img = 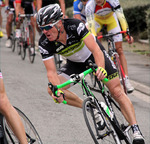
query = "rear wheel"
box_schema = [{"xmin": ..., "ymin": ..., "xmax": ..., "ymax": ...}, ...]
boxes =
[
  {"xmin": 28, "ymin": 25, "xmax": 35, "ymax": 63},
  {"xmin": 3, "ymin": 107, "xmax": 43, "ymax": 144},
  {"xmin": 109, "ymin": 96, "xmax": 133, "ymax": 144},
  {"xmin": 83, "ymin": 97, "xmax": 121, "ymax": 144},
  {"xmin": 20, "ymin": 39, "xmax": 26, "ymax": 60},
  {"xmin": 11, "ymin": 21, "xmax": 16, "ymax": 52}
]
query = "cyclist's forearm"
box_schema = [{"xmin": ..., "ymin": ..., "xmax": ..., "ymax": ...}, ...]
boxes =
[
  {"xmin": 86, "ymin": 15, "xmax": 97, "ymax": 36},
  {"xmin": 36, "ymin": 0, "xmax": 42, "ymax": 11},
  {"xmin": 15, "ymin": 3, "xmax": 21, "ymax": 17},
  {"xmin": 115, "ymin": 7, "xmax": 129, "ymax": 32},
  {"xmin": 59, "ymin": 0, "xmax": 66, "ymax": 17}
]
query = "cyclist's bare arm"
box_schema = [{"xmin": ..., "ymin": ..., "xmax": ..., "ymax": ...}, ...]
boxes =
[
  {"xmin": 44, "ymin": 58, "xmax": 60, "ymax": 84},
  {"xmin": 114, "ymin": 6, "xmax": 134, "ymax": 44},
  {"xmin": 74, "ymin": 14, "xmax": 82, "ymax": 21},
  {"xmin": 83, "ymin": 34, "xmax": 106, "ymax": 80},
  {"xmin": 36, "ymin": 0, "xmax": 42, "ymax": 11}
]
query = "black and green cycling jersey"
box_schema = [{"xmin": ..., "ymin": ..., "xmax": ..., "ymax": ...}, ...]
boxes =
[{"xmin": 39, "ymin": 18, "xmax": 92, "ymax": 63}]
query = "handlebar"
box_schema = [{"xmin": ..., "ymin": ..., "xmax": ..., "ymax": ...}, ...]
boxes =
[
  {"xmin": 18, "ymin": 14, "xmax": 34, "ymax": 18},
  {"xmin": 48, "ymin": 61, "xmax": 109, "ymax": 104},
  {"xmin": 97, "ymin": 29, "xmax": 131, "ymax": 40}
]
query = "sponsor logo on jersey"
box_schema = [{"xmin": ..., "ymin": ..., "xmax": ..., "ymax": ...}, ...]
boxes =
[
  {"xmin": 77, "ymin": 22, "xmax": 85, "ymax": 35},
  {"xmin": 41, "ymin": 38, "xmax": 49, "ymax": 46},
  {"xmin": 39, "ymin": 46, "xmax": 49, "ymax": 55},
  {"xmin": 56, "ymin": 45, "xmax": 64, "ymax": 52}
]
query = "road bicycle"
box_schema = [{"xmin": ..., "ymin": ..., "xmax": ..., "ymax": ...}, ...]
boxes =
[
  {"xmin": 6, "ymin": 8, "xmax": 20, "ymax": 55},
  {"xmin": 54, "ymin": 54, "xmax": 63, "ymax": 70},
  {"xmin": 48, "ymin": 61, "xmax": 133, "ymax": 144},
  {"xmin": 18, "ymin": 14, "xmax": 36, "ymax": 63},
  {"xmin": 90, "ymin": 30, "xmax": 131, "ymax": 94},
  {"xmin": 0, "ymin": 106, "xmax": 43, "ymax": 144}
]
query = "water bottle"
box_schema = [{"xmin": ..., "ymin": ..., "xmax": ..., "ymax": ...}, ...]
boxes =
[{"xmin": 100, "ymin": 102, "xmax": 113, "ymax": 120}]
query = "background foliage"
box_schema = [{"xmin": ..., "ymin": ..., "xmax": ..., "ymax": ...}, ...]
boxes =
[{"xmin": 65, "ymin": 0, "xmax": 150, "ymax": 40}]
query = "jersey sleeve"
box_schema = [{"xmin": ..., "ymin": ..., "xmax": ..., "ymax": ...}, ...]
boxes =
[
  {"xmin": 115, "ymin": 7, "xmax": 129, "ymax": 32},
  {"xmin": 38, "ymin": 36, "xmax": 54, "ymax": 61},
  {"xmin": 75, "ymin": 19, "xmax": 91, "ymax": 40},
  {"xmin": 85, "ymin": 0, "xmax": 97, "ymax": 36},
  {"xmin": 73, "ymin": 0, "xmax": 82, "ymax": 15},
  {"xmin": 109, "ymin": 0, "xmax": 129, "ymax": 32}
]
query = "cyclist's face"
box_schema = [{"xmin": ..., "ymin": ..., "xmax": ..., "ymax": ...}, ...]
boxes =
[
  {"xmin": 95, "ymin": 0, "xmax": 105, "ymax": 6},
  {"xmin": 42, "ymin": 25, "xmax": 58, "ymax": 41}
]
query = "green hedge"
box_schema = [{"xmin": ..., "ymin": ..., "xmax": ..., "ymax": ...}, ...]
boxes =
[
  {"xmin": 124, "ymin": 4, "xmax": 150, "ymax": 35},
  {"xmin": 66, "ymin": 4, "xmax": 150, "ymax": 39}
]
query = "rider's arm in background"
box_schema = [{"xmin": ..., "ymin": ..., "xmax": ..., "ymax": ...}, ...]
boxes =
[
  {"xmin": 113, "ymin": 0, "xmax": 134, "ymax": 43},
  {"xmin": 15, "ymin": 0, "xmax": 22, "ymax": 19},
  {"xmin": 59, "ymin": 0, "xmax": 67, "ymax": 18},
  {"xmin": 73, "ymin": 0, "xmax": 82, "ymax": 21},
  {"xmin": 85, "ymin": 0, "xmax": 97, "ymax": 36},
  {"xmin": 36, "ymin": 0, "xmax": 42, "ymax": 12}
]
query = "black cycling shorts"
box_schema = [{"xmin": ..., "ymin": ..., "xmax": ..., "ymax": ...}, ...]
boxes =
[
  {"xmin": 21, "ymin": 1, "xmax": 34, "ymax": 14},
  {"xmin": 58, "ymin": 40, "xmax": 118, "ymax": 81}
]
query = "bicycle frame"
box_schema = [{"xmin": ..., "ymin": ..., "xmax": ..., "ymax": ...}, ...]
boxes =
[
  {"xmin": 98, "ymin": 31, "xmax": 129, "ymax": 94},
  {"xmin": 48, "ymin": 64, "xmax": 132, "ymax": 143}
]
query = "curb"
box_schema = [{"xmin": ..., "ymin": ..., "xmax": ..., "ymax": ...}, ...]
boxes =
[{"xmin": 131, "ymin": 80, "xmax": 150, "ymax": 96}]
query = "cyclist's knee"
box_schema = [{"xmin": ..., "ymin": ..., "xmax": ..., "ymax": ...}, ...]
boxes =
[{"xmin": 112, "ymin": 86, "xmax": 123, "ymax": 101}]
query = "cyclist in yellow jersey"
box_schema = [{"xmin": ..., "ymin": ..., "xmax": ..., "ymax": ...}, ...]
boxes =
[
  {"xmin": 74, "ymin": 0, "xmax": 134, "ymax": 93},
  {"xmin": 0, "ymin": 70, "xmax": 27, "ymax": 143}
]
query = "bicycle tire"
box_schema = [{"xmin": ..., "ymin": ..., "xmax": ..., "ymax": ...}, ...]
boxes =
[
  {"xmin": 114, "ymin": 54, "xmax": 127, "ymax": 94},
  {"xmin": 11, "ymin": 21, "xmax": 16, "ymax": 52},
  {"xmin": 108, "ymin": 97, "xmax": 133, "ymax": 144},
  {"xmin": 20, "ymin": 39, "xmax": 26, "ymax": 60},
  {"xmin": 28, "ymin": 25, "xmax": 35, "ymax": 63},
  {"xmin": 16, "ymin": 39, "xmax": 21, "ymax": 55},
  {"xmin": 83, "ymin": 97, "xmax": 121, "ymax": 144},
  {"xmin": 20, "ymin": 23, "xmax": 26, "ymax": 60},
  {"xmin": 3, "ymin": 107, "xmax": 43, "ymax": 144},
  {"xmin": 54, "ymin": 54, "xmax": 62, "ymax": 69}
]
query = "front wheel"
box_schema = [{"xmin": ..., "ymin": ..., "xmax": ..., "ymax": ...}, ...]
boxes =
[
  {"xmin": 82, "ymin": 97, "xmax": 121, "ymax": 144},
  {"xmin": 3, "ymin": 107, "xmax": 43, "ymax": 144},
  {"xmin": 20, "ymin": 39, "xmax": 26, "ymax": 60},
  {"xmin": 28, "ymin": 25, "xmax": 35, "ymax": 63}
]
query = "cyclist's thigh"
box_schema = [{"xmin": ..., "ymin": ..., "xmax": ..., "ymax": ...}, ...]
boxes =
[
  {"xmin": 94, "ymin": 17, "xmax": 103, "ymax": 34},
  {"xmin": 22, "ymin": 2, "xmax": 34, "ymax": 14},
  {"xmin": 96, "ymin": 39, "xmax": 119, "ymax": 80},
  {"xmin": 58, "ymin": 59, "xmax": 87, "ymax": 80},
  {"xmin": 107, "ymin": 13, "xmax": 122, "ymax": 42}
]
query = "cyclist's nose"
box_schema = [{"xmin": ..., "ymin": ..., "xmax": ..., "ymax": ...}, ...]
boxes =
[{"xmin": 43, "ymin": 29, "xmax": 47, "ymax": 34}]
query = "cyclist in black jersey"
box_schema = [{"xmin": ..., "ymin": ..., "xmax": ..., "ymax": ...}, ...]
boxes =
[
  {"xmin": 36, "ymin": 4, "xmax": 145, "ymax": 144},
  {"xmin": 0, "ymin": 70, "xmax": 27, "ymax": 143}
]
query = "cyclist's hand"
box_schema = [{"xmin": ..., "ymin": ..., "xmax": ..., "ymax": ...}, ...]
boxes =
[
  {"xmin": 52, "ymin": 90, "xmax": 65, "ymax": 104},
  {"xmin": 96, "ymin": 67, "xmax": 107, "ymax": 81},
  {"xmin": 125, "ymin": 35, "xmax": 134, "ymax": 44}
]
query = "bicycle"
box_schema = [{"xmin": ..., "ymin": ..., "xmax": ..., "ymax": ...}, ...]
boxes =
[
  {"xmin": 18, "ymin": 14, "xmax": 36, "ymax": 63},
  {"xmin": 48, "ymin": 61, "xmax": 133, "ymax": 144},
  {"xmin": 92, "ymin": 30, "xmax": 131, "ymax": 94},
  {"xmin": 5, "ymin": 8, "xmax": 19, "ymax": 54},
  {"xmin": 54, "ymin": 54, "xmax": 63, "ymax": 70},
  {"xmin": 0, "ymin": 106, "xmax": 43, "ymax": 144}
]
